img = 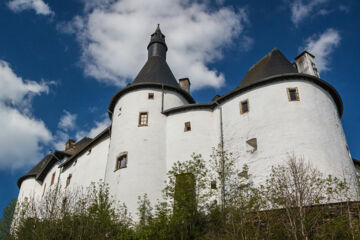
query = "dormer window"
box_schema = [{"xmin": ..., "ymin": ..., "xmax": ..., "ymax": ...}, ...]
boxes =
[
  {"xmin": 138, "ymin": 112, "xmax": 148, "ymax": 127},
  {"xmin": 240, "ymin": 100, "xmax": 249, "ymax": 114}
]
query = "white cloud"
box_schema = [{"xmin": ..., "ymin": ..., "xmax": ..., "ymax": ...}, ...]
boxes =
[
  {"xmin": 58, "ymin": 110, "xmax": 77, "ymax": 131},
  {"xmin": 52, "ymin": 131, "xmax": 70, "ymax": 151},
  {"xmin": 289, "ymin": 0, "xmax": 328, "ymax": 25},
  {"xmin": 7, "ymin": 0, "xmax": 54, "ymax": 16},
  {"xmin": 0, "ymin": 60, "xmax": 52, "ymax": 169},
  {"xmin": 64, "ymin": 0, "xmax": 251, "ymax": 90},
  {"xmin": 75, "ymin": 116, "xmax": 111, "ymax": 140},
  {"xmin": 301, "ymin": 28, "xmax": 340, "ymax": 73}
]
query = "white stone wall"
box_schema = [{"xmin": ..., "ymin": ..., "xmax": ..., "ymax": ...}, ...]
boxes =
[
  {"xmin": 220, "ymin": 80, "xmax": 355, "ymax": 186},
  {"xmin": 106, "ymin": 88, "xmax": 188, "ymax": 218},
  {"xmin": 18, "ymin": 78, "xmax": 357, "ymax": 218},
  {"xmin": 59, "ymin": 137, "xmax": 110, "ymax": 192},
  {"xmin": 165, "ymin": 109, "xmax": 219, "ymax": 170},
  {"xmin": 17, "ymin": 178, "xmax": 38, "ymax": 202}
]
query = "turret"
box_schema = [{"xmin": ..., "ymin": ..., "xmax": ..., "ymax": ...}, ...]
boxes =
[{"xmin": 147, "ymin": 24, "xmax": 167, "ymax": 59}]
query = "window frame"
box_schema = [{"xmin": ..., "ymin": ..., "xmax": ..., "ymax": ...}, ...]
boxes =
[
  {"xmin": 287, "ymin": 87, "xmax": 300, "ymax": 101},
  {"xmin": 184, "ymin": 121, "xmax": 191, "ymax": 132},
  {"xmin": 115, "ymin": 153, "xmax": 128, "ymax": 171},
  {"xmin": 240, "ymin": 99, "xmax": 249, "ymax": 114},
  {"xmin": 138, "ymin": 112, "xmax": 149, "ymax": 127}
]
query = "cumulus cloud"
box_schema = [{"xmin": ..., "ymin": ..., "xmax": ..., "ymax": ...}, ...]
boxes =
[
  {"xmin": 0, "ymin": 60, "xmax": 52, "ymax": 169},
  {"xmin": 7, "ymin": 0, "xmax": 54, "ymax": 16},
  {"xmin": 301, "ymin": 28, "xmax": 340, "ymax": 73},
  {"xmin": 62, "ymin": 0, "xmax": 251, "ymax": 90},
  {"xmin": 58, "ymin": 110, "xmax": 77, "ymax": 131},
  {"xmin": 289, "ymin": 0, "xmax": 328, "ymax": 25},
  {"xmin": 75, "ymin": 116, "xmax": 111, "ymax": 140}
]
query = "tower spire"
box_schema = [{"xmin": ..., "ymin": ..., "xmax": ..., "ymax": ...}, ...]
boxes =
[{"xmin": 147, "ymin": 24, "xmax": 167, "ymax": 59}]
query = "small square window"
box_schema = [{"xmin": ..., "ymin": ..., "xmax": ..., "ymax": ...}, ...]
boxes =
[
  {"xmin": 287, "ymin": 88, "xmax": 300, "ymax": 101},
  {"xmin": 115, "ymin": 154, "xmax": 127, "ymax": 171},
  {"xmin": 50, "ymin": 172, "xmax": 56, "ymax": 186},
  {"xmin": 184, "ymin": 122, "xmax": 191, "ymax": 132},
  {"xmin": 240, "ymin": 100, "xmax": 249, "ymax": 114},
  {"xmin": 148, "ymin": 93, "xmax": 154, "ymax": 99},
  {"xmin": 66, "ymin": 174, "xmax": 72, "ymax": 187},
  {"xmin": 138, "ymin": 112, "xmax": 148, "ymax": 126}
]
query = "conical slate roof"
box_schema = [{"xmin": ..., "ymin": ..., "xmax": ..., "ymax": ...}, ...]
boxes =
[
  {"xmin": 132, "ymin": 56, "xmax": 179, "ymax": 87},
  {"xmin": 238, "ymin": 48, "xmax": 297, "ymax": 89}
]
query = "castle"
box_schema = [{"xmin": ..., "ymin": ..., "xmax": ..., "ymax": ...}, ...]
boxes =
[{"xmin": 17, "ymin": 26, "xmax": 359, "ymax": 217}]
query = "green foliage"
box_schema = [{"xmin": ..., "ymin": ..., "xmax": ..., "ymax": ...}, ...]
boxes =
[
  {"xmin": 9, "ymin": 150, "xmax": 360, "ymax": 240},
  {"xmin": 0, "ymin": 199, "xmax": 16, "ymax": 240}
]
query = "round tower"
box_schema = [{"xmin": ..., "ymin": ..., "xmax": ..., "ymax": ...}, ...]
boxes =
[
  {"xmin": 220, "ymin": 49, "xmax": 357, "ymax": 197},
  {"xmin": 105, "ymin": 26, "xmax": 195, "ymax": 216}
]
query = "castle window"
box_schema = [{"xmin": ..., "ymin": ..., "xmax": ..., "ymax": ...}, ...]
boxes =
[
  {"xmin": 148, "ymin": 93, "xmax": 154, "ymax": 99},
  {"xmin": 115, "ymin": 154, "xmax": 128, "ymax": 171},
  {"xmin": 138, "ymin": 112, "xmax": 148, "ymax": 126},
  {"xmin": 246, "ymin": 138, "xmax": 257, "ymax": 153},
  {"xmin": 66, "ymin": 174, "xmax": 72, "ymax": 187},
  {"xmin": 50, "ymin": 172, "xmax": 56, "ymax": 186},
  {"xmin": 240, "ymin": 100, "xmax": 249, "ymax": 114},
  {"xmin": 287, "ymin": 88, "xmax": 300, "ymax": 101},
  {"xmin": 184, "ymin": 122, "xmax": 191, "ymax": 132}
]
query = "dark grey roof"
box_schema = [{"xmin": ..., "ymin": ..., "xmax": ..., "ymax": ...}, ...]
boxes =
[
  {"xmin": 239, "ymin": 48, "xmax": 297, "ymax": 89},
  {"xmin": 295, "ymin": 50, "xmax": 315, "ymax": 60},
  {"xmin": 164, "ymin": 73, "xmax": 343, "ymax": 117},
  {"xmin": 147, "ymin": 24, "xmax": 167, "ymax": 50},
  {"xmin": 132, "ymin": 56, "xmax": 179, "ymax": 87},
  {"xmin": 17, "ymin": 137, "xmax": 93, "ymax": 188}
]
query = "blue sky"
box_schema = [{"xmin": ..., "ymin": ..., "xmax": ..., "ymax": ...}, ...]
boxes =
[{"xmin": 0, "ymin": 0, "xmax": 359, "ymax": 212}]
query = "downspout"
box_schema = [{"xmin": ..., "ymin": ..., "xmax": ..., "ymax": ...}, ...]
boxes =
[
  {"xmin": 214, "ymin": 100, "xmax": 225, "ymax": 212},
  {"xmin": 161, "ymin": 84, "xmax": 165, "ymax": 113}
]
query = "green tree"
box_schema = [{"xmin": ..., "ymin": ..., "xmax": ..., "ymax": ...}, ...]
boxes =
[{"xmin": 0, "ymin": 199, "xmax": 16, "ymax": 240}]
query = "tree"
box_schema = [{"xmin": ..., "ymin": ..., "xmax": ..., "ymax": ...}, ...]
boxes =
[{"xmin": 0, "ymin": 199, "xmax": 16, "ymax": 240}]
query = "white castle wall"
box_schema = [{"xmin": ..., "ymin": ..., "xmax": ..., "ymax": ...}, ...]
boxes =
[
  {"xmin": 60, "ymin": 137, "xmax": 110, "ymax": 192},
  {"xmin": 165, "ymin": 109, "xmax": 219, "ymax": 170},
  {"xmin": 105, "ymin": 88, "xmax": 189, "ymax": 218},
  {"xmin": 220, "ymin": 80, "xmax": 356, "ymax": 186},
  {"xmin": 17, "ymin": 78, "xmax": 358, "ymax": 218},
  {"xmin": 17, "ymin": 178, "xmax": 38, "ymax": 202}
]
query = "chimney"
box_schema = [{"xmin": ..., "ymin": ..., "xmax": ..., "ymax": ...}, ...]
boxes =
[
  {"xmin": 179, "ymin": 78, "xmax": 191, "ymax": 93},
  {"xmin": 65, "ymin": 139, "xmax": 75, "ymax": 151},
  {"xmin": 295, "ymin": 50, "xmax": 320, "ymax": 78}
]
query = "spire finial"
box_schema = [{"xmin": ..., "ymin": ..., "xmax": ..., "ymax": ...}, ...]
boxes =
[{"xmin": 147, "ymin": 25, "xmax": 168, "ymax": 59}]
